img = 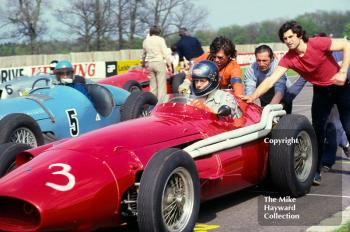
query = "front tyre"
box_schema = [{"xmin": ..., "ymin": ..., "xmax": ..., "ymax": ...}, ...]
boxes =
[
  {"xmin": 0, "ymin": 143, "xmax": 31, "ymax": 177},
  {"xmin": 269, "ymin": 114, "xmax": 317, "ymax": 197},
  {"xmin": 0, "ymin": 113, "xmax": 44, "ymax": 147},
  {"xmin": 137, "ymin": 148, "xmax": 200, "ymax": 232}
]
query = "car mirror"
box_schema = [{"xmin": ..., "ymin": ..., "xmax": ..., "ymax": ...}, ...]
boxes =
[{"xmin": 217, "ymin": 105, "xmax": 231, "ymax": 117}]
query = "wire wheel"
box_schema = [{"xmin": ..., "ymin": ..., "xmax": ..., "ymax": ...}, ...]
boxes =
[
  {"xmin": 9, "ymin": 127, "xmax": 38, "ymax": 147},
  {"xmin": 161, "ymin": 167, "xmax": 194, "ymax": 232},
  {"xmin": 294, "ymin": 131, "xmax": 313, "ymax": 182}
]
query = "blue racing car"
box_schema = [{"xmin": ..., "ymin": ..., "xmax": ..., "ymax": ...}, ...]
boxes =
[{"xmin": 0, "ymin": 82, "xmax": 130, "ymax": 147}]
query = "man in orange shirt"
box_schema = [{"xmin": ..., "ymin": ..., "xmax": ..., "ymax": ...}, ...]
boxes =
[{"xmin": 178, "ymin": 36, "xmax": 243, "ymax": 96}]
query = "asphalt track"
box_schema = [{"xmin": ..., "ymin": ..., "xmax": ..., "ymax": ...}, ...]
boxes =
[{"xmin": 107, "ymin": 84, "xmax": 350, "ymax": 232}]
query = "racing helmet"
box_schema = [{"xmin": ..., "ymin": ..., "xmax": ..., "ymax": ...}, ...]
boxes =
[
  {"xmin": 191, "ymin": 60, "xmax": 219, "ymax": 96},
  {"xmin": 54, "ymin": 60, "xmax": 74, "ymax": 84}
]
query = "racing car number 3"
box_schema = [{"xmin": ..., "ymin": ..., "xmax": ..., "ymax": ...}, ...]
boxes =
[{"xmin": 46, "ymin": 163, "xmax": 76, "ymax": 191}]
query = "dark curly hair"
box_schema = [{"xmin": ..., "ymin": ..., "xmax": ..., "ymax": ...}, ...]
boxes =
[
  {"xmin": 278, "ymin": 21, "xmax": 308, "ymax": 43},
  {"xmin": 209, "ymin": 36, "xmax": 237, "ymax": 59}
]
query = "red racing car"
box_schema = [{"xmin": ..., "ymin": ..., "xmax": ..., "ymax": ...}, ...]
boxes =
[
  {"xmin": 0, "ymin": 92, "xmax": 317, "ymax": 232},
  {"xmin": 98, "ymin": 66, "xmax": 185, "ymax": 93}
]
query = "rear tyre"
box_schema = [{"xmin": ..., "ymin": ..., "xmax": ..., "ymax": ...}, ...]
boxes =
[
  {"xmin": 121, "ymin": 92, "xmax": 158, "ymax": 121},
  {"xmin": 137, "ymin": 148, "xmax": 200, "ymax": 232},
  {"xmin": 0, "ymin": 143, "xmax": 31, "ymax": 177},
  {"xmin": 123, "ymin": 80, "xmax": 142, "ymax": 92},
  {"xmin": 0, "ymin": 113, "xmax": 44, "ymax": 147},
  {"xmin": 269, "ymin": 114, "xmax": 317, "ymax": 197}
]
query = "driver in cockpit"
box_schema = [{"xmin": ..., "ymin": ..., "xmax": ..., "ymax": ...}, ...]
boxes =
[
  {"xmin": 54, "ymin": 60, "xmax": 89, "ymax": 98},
  {"xmin": 190, "ymin": 60, "xmax": 242, "ymax": 118}
]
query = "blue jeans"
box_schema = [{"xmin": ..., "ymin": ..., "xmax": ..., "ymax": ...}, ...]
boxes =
[
  {"xmin": 322, "ymin": 106, "xmax": 349, "ymax": 167},
  {"xmin": 261, "ymin": 99, "xmax": 292, "ymax": 114},
  {"xmin": 323, "ymin": 122, "xmax": 338, "ymax": 167},
  {"xmin": 312, "ymin": 80, "xmax": 350, "ymax": 172}
]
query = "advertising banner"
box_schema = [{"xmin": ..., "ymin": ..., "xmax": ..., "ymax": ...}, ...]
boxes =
[
  {"xmin": 0, "ymin": 51, "xmax": 287, "ymax": 83},
  {"xmin": 116, "ymin": 60, "xmax": 141, "ymax": 74},
  {"xmin": 0, "ymin": 62, "xmax": 106, "ymax": 83}
]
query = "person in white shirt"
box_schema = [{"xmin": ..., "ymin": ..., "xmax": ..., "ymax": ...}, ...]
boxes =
[{"xmin": 142, "ymin": 25, "xmax": 173, "ymax": 99}]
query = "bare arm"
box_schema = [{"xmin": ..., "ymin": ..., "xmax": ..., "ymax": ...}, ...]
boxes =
[
  {"xmin": 241, "ymin": 66, "xmax": 288, "ymax": 103},
  {"xmin": 330, "ymin": 39, "xmax": 350, "ymax": 70},
  {"xmin": 330, "ymin": 39, "xmax": 350, "ymax": 85},
  {"xmin": 270, "ymin": 91, "xmax": 284, "ymax": 104}
]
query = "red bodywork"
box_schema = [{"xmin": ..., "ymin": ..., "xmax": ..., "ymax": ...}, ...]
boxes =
[
  {"xmin": 98, "ymin": 67, "xmax": 173, "ymax": 92},
  {"xmin": 0, "ymin": 94, "xmax": 268, "ymax": 231}
]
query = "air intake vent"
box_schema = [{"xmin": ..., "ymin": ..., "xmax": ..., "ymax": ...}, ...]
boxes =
[{"xmin": 0, "ymin": 196, "xmax": 40, "ymax": 231}]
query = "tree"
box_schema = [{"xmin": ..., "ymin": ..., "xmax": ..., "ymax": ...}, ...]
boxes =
[
  {"xmin": 138, "ymin": 0, "xmax": 208, "ymax": 37},
  {"xmin": 56, "ymin": 0, "xmax": 114, "ymax": 52},
  {"xmin": 244, "ymin": 23, "xmax": 260, "ymax": 44},
  {"xmin": 111, "ymin": 0, "xmax": 143, "ymax": 49},
  {"xmin": 313, "ymin": 10, "xmax": 350, "ymax": 37},
  {"xmin": 194, "ymin": 30, "xmax": 217, "ymax": 46},
  {"xmin": 0, "ymin": 0, "xmax": 46, "ymax": 54},
  {"xmin": 256, "ymin": 20, "xmax": 282, "ymax": 43},
  {"xmin": 128, "ymin": 0, "xmax": 142, "ymax": 48},
  {"xmin": 93, "ymin": 0, "xmax": 114, "ymax": 50},
  {"xmin": 295, "ymin": 13, "xmax": 322, "ymax": 37},
  {"xmin": 218, "ymin": 25, "xmax": 247, "ymax": 44},
  {"xmin": 344, "ymin": 23, "xmax": 350, "ymax": 39},
  {"xmin": 171, "ymin": 2, "xmax": 208, "ymax": 35},
  {"xmin": 109, "ymin": 0, "xmax": 129, "ymax": 50},
  {"xmin": 55, "ymin": 0, "xmax": 95, "ymax": 51}
]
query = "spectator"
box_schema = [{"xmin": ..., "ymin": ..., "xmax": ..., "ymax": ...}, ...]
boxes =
[
  {"xmin": 241, "ymin": 21, "xmax": 350, "ymax": 185},
  {"xmin": 179, "ymin": 36, "xmax": 244, "ymax": 99},
  {"xmin": 142, "ymin": 25, "xmax": 172, "ymax": 100},
  {"xmin": 190, "ymin": 60, "xmax": 240, "ymax": 118},
  {"xmin": 176, "ymin": 27, "xmax": 204, "ymax": 63},
  {"xmin": 244, "ymin": 45, "xmax": 292, "ymax": 113}
]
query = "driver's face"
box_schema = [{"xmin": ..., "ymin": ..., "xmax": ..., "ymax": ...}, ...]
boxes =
[
  {"xmin": 194, "ymin": 78, "xmax": 209, "ymax": 90},
  {"xmin": 56, "ymin": 70, "xmax": 73, "ymax": 82}
]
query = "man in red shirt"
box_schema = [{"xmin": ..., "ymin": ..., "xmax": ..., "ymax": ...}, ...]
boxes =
[{"xmin": 241, "ymin": 21, "xmax": 350, "ymax": 185}]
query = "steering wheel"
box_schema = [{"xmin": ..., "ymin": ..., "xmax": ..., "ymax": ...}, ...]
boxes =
[{"xmin": 31, "ymin": 77, "xmax": 52, "ymax": 90}]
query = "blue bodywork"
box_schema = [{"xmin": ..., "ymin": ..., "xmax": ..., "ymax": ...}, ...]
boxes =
[{"xmin": 0, "ymin": 84, "xmax": 129, "ymax": 140}]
